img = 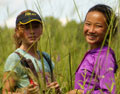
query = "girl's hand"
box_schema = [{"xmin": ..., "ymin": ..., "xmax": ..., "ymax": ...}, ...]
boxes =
[
  {"xmin": 22, "ymin": 84, "xmax": 40, "ymax": 94},
  {"xmin": 47, "ymin": 81, "xmax": 59, "ymax": 89},
  {"xmin": 47, "ymin": 81, "xmax": 60, "ymax": 93},
  {"xmin": 66, "ymin": 89, "xmax": 84, "ymax": 94}
]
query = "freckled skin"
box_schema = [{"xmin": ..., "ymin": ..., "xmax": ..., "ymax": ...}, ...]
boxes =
[{"xmin": 83, "ymin": 11, "xmax": 107, "ymax": 49}]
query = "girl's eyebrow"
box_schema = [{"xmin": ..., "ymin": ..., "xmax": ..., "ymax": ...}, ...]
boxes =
[
  {"xmin": 95, "ymin": 22, "xmax": 105, "ymax": 25},
  {"xmin": 85, "ymin": 20, "xmax": 91, "ymax": 23},
  {"xmin": 85, "ymin": 20, "xmax": 104, "ymax": 25}
]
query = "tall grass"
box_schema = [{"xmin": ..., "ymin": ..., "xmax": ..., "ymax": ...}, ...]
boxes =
[{"xmin": 0, "ymin": 0, "xmax": 120, "ymax": 94}]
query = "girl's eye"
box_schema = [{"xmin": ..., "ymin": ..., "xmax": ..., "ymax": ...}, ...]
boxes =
[
  {"xmin": 25, "ymin": 24, "xmax": 31, "ymax": 30},
  {"xmin": 25, "ymin": 26, "xmax": 30, "ymax": 30},
  {"xmin": 96, "ymin": 25, "xmax": 103, "ymax": 28},
  {"xmin": 33, "ymin": 25, "xmax": 40, "ymax": 28},
  {"xmin": 85, "ymin": 22, "xmax": 91, "ymax": 26}
]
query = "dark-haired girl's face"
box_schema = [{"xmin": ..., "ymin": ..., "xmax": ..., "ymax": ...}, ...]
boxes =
[
  {"xmin": 22, "ymin": 21, "xmax": 43, "ymax": 45},
  {"xmin": 84, "ymin": 11, "xmax": 107, "ymax": 49}
]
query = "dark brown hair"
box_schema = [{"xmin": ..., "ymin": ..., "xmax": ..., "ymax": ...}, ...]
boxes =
[{"xmin": 85, "ymin": 4, "xmax": 118, "ymax": 44}]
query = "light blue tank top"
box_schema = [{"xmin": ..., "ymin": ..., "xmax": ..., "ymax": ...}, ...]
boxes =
[{"xmin": 4, "ymin": 48, "xmax": 54, "ymax": 88}]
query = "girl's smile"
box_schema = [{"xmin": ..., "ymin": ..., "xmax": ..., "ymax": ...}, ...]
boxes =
[
  {"xmin": 83, "ymin": 11, "xmax": 107, "ymax": 49},
  {"xmin": 86, "ymin": 33, "xmax": 97, "ymax": 40}
]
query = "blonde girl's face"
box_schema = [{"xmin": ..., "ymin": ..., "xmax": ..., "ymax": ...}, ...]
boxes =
[
  {"xmin": 22, "ymin": 21, "xmax": 43, "ymax": 45},
  {"xmin": 83, "ymin": 11, "xmax": 107, "ymax": 49}
]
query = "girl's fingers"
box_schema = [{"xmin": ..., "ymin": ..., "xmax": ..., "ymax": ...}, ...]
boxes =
[
  {"xmin": 47, "ymin": 81, "xmax": 58, "ymax": 88},
  {"xmin": 27, "ymin": 84, "xmax": 39, "ymax": 94},
  {"xmin": 28, "ymin": 85, "xmax": 38, "ymax": 91},
  {"xmin": 28, "ymin": 86, "xmax": 39, "ymax": 94},
  {"xmin": 28, "ymin": 84, "xmax": 34, "ymax": 88},
  {"xmin": 47, "ymin": 82, "xmax": 61, "ymax": 94},
  {"xmin": 47, "ymin": 81, "xmax": 60, "ymax": 90},
  {"xmin": 55, "ymin": 83, "xmax": 60, "ymax": 89},
  {"xmin": 51, "ymin": 83, "xmax": 59, "ymax": 89}
]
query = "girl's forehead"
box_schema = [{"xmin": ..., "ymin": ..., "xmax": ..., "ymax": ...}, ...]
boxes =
[
  {"xmin": 85, "ymin": 11, "xmax": 106, "ymax": 22},
  {"xmin": 87, "ymin": 11, "xmax": 105, "ymax": 17}
]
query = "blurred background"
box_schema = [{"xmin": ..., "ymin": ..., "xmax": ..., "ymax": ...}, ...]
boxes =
[
  {"xmin": 0, "ymin": 0, "xmax": 118, "ymax": 27},
  {"xmin": 0, "ymin": 0, "xmax": 120, "ymax": 93}
]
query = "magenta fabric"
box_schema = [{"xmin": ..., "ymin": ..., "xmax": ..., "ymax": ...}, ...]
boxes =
[{"xmin": 74, "ymin": 46, "xmax": 117, "ymax": 94}]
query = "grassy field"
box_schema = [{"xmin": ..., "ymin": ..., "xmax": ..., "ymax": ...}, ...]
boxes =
[
  {"xmin": 0, "ymin": 0, "xmax": 120, "ymax": 93},
  {"xmin": 0, "ymin": 16, "xmax": 120, "ymax": 94}
]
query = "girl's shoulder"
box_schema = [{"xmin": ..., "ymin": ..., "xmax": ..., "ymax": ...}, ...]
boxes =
[
  {"xmin": 37, "ymin": 51, "xmax": 51, "ymax": 59},
  {"xmin": 6, "ymin": 51, "xmax": 21, "ymax": 62},
  {"xmin": 42, "ymin": 52, "xmax": 50, "ymax": 58},
  {"xmin": 99, "ymin": 47, "xmax": 115, "ymax": 59},
  {"xmin": 87, "ymin": 46, "xmax": 116, "ymax": 65},
  {"xmin": 4, "ymin": 50, "xmax": 22, "ymax": 72},
  {"xmin": 5, "ymin": 48, "xmax": 25, "ymax": 68},
  {"xmin": 90, "ymin": 46, "xmax": 115, "ymax": 58}
]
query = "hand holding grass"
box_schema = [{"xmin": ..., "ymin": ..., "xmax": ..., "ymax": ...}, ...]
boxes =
[
  {"xmin": 21, "ymin": 83, "xmax": 40, "ymax": 94},
  {"xmin": 47, "ymin": 81, "xmax": 60, "ymax": 93}
]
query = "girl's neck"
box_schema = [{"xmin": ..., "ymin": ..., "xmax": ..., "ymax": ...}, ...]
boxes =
[
  {"xmin": 90, "ymin": 42, "xmax": 107, "ymax": 50},
  {"xmin": 20, "ymin": 43, "xmax": 38, "ymax": 58},
  {"xmin": 90, "ymin": 43, "xmax": 102, "ymax": 50}
]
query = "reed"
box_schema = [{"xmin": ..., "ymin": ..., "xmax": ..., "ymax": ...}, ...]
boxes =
[{"xmin": 0, "ymin": 0, "xmax": 120, "ymax": 94}]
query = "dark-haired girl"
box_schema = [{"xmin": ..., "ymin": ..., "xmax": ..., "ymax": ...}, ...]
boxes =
[{"xmin": 68, "ymin": 4, "xmax": 118, "ymax": 94}]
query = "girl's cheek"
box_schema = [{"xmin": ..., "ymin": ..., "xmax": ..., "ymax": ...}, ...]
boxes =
[
  {"xmin": 24, "ymin": 31, "xmax": 30, "ymax": 35},
  {"xmin": 40, "ymin": 30, "xmax": 43, "ymax": 35},
  {"xmin": 83, "ymin": 26, "xmax": 87, "ymax": 34},
  {"xmin": 38, "ymin": 30, "xmax": 43, "ymax": 35}
]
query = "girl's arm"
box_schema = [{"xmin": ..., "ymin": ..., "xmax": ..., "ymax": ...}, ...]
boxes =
[
  {"xmin": 90, "ymin": 54, "xmax": 116, "ymax": 94},
  {"xmin": 2, "ymin": 72, "xmax": 21, "ymax": 94},
  {"xmin": 2, "ymin": 72, "xmax": 40, "ymax": 94}
]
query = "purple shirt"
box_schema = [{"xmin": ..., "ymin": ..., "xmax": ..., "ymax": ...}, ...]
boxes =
[{"xmin": 74, "ymin": 46, "xmax": 117, "ymax": 94}]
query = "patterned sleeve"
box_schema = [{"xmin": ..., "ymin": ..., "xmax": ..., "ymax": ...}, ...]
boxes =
[{"xmin": 4, "ymin": 52, "xmax": 22, "ymax": 74}]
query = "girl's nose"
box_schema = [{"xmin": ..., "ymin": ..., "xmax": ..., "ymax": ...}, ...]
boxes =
[
  {"xmin": 30, "ymin": 30, "xmax": 35, "ymax": 34},
  {"xmin": 89, "ymin": 25, "xmax": 95, "ymax": 33}
]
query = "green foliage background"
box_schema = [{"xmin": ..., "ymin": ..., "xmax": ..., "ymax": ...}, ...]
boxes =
[{"xmin": 0, "ymin": 16, "xmax": 120, "ymax": 93}]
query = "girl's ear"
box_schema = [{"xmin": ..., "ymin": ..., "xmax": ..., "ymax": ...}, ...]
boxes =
[
  {"xmin": 15, "ymin": 27, "xmax": 24, "ymax": 38},
  {"xmin": 16, "ymin": 32, "xmax": 19, "ymax": 37},
  {"xmin": 15, "ymin": 28, "xmax": 20, "ymax": 37}
]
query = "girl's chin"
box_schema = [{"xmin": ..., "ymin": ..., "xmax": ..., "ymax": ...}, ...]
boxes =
[
  {"xmin": 26, "ymin": 41, "xmax": 37, "ymax": 45},
  {"xmin": 86, "ymin": 40, "xmax": 97, "ymax": 44},
  {"xmin": 87, "ymin": 41, "xmax": 98, "ymax": 46},
  {"xmin": 29, "ymin": 39, "xmax": 38, "ymax": 43}
]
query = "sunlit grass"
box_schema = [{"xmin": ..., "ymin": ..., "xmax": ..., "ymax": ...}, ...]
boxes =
[{"xmin": 0, "ymin": 0, "xmax": 120, "ymax": 94}]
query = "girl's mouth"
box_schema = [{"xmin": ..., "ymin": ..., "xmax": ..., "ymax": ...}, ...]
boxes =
[
  {"xmin": 86, "ymin": 34, "xmax": 97, "ymax": 40},
  {"xmin": 28, "ymin": 36, "xmax": 36, "ymax": 40}
]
